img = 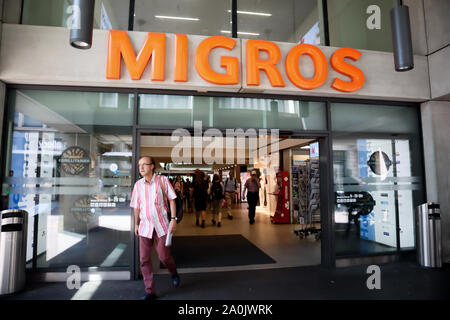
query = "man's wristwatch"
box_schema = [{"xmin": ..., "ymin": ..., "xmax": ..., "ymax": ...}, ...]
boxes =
[{"xmin": 171, "ymin": 217, "xmax": 178, "ymax": 221}]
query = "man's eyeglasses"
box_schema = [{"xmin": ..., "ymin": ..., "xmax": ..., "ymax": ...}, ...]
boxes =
[{"xmin": 139, "ymin": 163, "xmax": 152, "ymax": 167}]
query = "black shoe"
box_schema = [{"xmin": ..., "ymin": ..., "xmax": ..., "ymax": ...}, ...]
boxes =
[
  {"xmin": 228, "ymin": 215, "xmax": 233, "ymax": 220},
  {"xmin": 211, "ymin": 219, "xmax": 216, "ymax": 225},
  {"xmin": 172, "ymin": 273, "xmax": 181, "ymax": 288},
  {"xmin": 217, "ymin": 222, "xmax": 221, "ymax": 227},
  {"xmin": 141, "ymin": 293, "xmax": 157, "ymax": 301},
  {"xmin": 249, "ymin": 219, "xmax": 255, "ymax": 225},
  {"xmin": 201, "ymin": 220, "xmax": 205, "ymax": 228}
]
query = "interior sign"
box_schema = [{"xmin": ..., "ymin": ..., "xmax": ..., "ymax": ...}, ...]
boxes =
[
  {"xmin": 106, "ymin": 31, "xmax": 365, "ymax": 93},
  {"xmin": 58, "ymin": 146, "xmax": 91, "ymax": 175}
]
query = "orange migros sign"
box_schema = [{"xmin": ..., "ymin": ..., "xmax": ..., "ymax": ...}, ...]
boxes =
[{"xmin": 106, "ymin": 31, "xmax": 364, "ymax": 92}]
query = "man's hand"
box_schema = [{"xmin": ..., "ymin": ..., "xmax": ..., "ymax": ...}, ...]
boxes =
[
  {"xmin": 134, "ymin": 208, "xmax": 140, "ymax": 237},
  {"xmin": 169, "ymin": 219, "xmax": 177, "ymax": 234}
]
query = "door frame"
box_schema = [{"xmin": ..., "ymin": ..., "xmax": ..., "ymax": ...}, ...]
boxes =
[{"xmin": 131, "ymin": 127, "xmax": 335, "ymax": 280}]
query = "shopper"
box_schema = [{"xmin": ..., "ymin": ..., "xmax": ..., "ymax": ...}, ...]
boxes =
[
  {"xmin": 131, "ymin": 156, "xmax": 180, "ymax": 301},
  {"xmin": 243, "ymin": 170, "xmax": 261, "ymax": 224},
  {"xmin": 193, "ymin": 170, "xmax": 208, "ymax": 228},
  {"xmin": 174, "ymin": 175, "xmax": 184, "ymax": 196},
  {"xmin": 209, "ymin": 174, "xmax": 224, "ymax": 227},
  {"xmin": 224, "ymin": 171, "xmax": 238, "ymax": 220},
  {"xmin": 206, "ymin": 175, "xmax": 212, "ymax": 210},
  {"xmin": 183, "ymin": 178, "xmax": 193, "ymax": 212}
]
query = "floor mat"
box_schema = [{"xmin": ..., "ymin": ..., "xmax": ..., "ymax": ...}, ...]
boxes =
[{"xmin": 161, "ymin": 234, "xmax": 276, "ymax": 268}]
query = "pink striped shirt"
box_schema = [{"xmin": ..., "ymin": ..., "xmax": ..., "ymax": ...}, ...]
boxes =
[{"xmin": 130, "ymin": 174, "xmax": 177, "ymax": 239}]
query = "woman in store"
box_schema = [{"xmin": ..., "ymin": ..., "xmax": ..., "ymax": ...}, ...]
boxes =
[{"xmin": 192, "ymin": 170, "xmax": 208, "ymax": 228}]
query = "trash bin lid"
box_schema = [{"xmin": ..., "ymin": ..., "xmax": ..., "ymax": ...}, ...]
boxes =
[
  {"xmin": 427, "ymin": 203, "xmax": 440, "ymax": 209},
  {"xmin": 1, "ymin": 209, "xmax": 27, "ymax": 219}
]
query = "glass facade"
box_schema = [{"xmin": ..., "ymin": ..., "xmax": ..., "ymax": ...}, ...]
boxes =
[
  {"xmin": 22, "ymin": 0, "xmax": 130, "ymax": 30},
  {"xmin": 19, "ymin": 0, "xmax": 407, "ymax": 54},
  {"xmin": 0, "ymin": 89, "xmax": 424, "ymax": 270},
  {"xmin": 138, "ymin": 94, "xmax": 327, "ymax": 130},
  {"xmin": 237, "ymin": 0, "xmax": 324, "ymax": 43},
  {"xmin": 331, "ymin": 103, "xmax": 424, "ymax": 257},
  {"xmin": 2, "ymin": 89, "xmax": 133, "ymax": 269},
  {"xmin": 134, "ymin": 0, "xmax": 231, "ymax": 36},
  {"xmin": 327, "ymin": 0, "xmax": 394, "ymax": 52}
]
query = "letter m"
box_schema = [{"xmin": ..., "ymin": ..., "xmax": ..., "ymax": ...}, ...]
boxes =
[{"xmin": 107, "ymin": 31, "xmax": 165, "ymax": 81}]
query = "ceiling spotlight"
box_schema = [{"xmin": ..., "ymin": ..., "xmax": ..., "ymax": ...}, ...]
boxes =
[
  {"xmin": 390, "ymin": 3, "xmax": 414, "ymax": 71},
  {"xmin": 70, "ymin": 0, "xmax": 95, "ymax": 50}
]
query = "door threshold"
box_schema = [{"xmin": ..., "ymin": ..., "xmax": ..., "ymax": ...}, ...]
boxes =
[{"xmin": 155, "ymin": 262, "xmax": 321, "ymax": 275}]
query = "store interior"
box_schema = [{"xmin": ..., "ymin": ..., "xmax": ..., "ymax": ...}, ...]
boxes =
[{"xmin": 140, "ymin": 133, "xmax": 322, "ymax": 273}]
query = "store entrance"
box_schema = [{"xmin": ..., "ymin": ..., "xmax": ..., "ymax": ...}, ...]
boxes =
[{"xmin": 135, "ymin": 131, "xmax": 324, "ymax": 275}]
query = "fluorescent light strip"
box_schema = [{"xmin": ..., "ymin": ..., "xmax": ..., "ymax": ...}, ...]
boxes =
[
  {"xmin": 227, "ymin": 10, "xmax": 272, "ymax": 16},
  {"xmin": 221, "ymin": 30, "xmax": 260, "ymax": 36},
  {"xmin": 155, "ymin": 15, "xmax": 199, "ymax": 21}
]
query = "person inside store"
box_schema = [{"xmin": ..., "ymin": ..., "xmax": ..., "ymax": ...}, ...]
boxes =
[
  {"xmin": 209, "ymin": 174, "xmax": 225, "ymax": 227},
  {"xmin": 174, "ymin": 175, "xmax": 184, "ymax": 197},
  {"xmin": 243, "ymin": 170, "xmax": 261, "ymax": 224},
  {"xmin": 224, "ymin": 171, "xmax": 239, "ymax": 220},
  {"xmin": 130, "ymin": 156, "xmax": 180, "ymax": 301},
  {"xmin": 183, "ymin": 177, "xmax": 193, "ymax": 212},
  {"xmin": 206, "ymin": 175, "xmax": 213, "ymax": 210},
  {"xmin": 192, "ymin": 169, "xmax": 209, "ymax": 228}
]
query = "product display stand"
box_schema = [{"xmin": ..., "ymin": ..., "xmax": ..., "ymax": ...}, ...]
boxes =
[{"xmin": 293, "ymin": 159, "xmax": 321, "ymax": 240}]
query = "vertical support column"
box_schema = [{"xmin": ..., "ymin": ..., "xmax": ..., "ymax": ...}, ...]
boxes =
[
  {"xmin": 232, "ymin": 0, "xmax": 237, "ymax": 38},
  {"xmin": 128, "ymin": 0, "xmax": 135, "ymax": 31},
  {"xmin": 320, "ymin": 101, "xmax": 335, "ymax": 267},
  {"xmin": 391, "ymin": 139, "xmax": 401, "ymax": 250},
  {"xmin": 319, "ymin": 135, "xmax": 335, "ymax": 267},
  {"xmin": 131, "ymin": 90, "xmax": 139, "ymax": 280}
]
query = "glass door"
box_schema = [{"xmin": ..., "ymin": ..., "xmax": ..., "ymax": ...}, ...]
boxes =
[{"xmin": 2, "ymin": 89, "xmax": 134, "ymax": 270}]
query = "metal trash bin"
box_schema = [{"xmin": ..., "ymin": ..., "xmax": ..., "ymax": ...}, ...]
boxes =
[
  {"xmin": 417, "ymin": 203, "xmax": 442, "ymax": 268},
  {"xmin": 0, "ymin": 209, "xmax": 28, "ymax": 295}
]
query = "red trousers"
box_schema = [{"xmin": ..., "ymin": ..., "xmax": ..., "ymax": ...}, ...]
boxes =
[{"xmin": 139, "ymin": 230, "xmax": 177, "ymax": 294}]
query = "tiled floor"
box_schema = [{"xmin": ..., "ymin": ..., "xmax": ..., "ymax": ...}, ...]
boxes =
[{"xmin": 157, "ymin": 202, "xmax": 321, "ymax": 274}]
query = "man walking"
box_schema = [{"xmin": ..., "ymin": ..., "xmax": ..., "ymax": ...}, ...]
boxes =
[
  {"xmin": 131, "ymin": 156, "xmax": 181, "ymax": 300},
  {"xmin": 224, "ymin": 171, "xmax": 238, "ymax": 220},
  {"xmin": 243, "ymin": 170, "xmax": 261, "ymax": 224}
]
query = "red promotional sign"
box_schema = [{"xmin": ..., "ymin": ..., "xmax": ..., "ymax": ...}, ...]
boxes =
[{"xmin": 271, "ymin": 171, "xmax": 290, "ymax": 224}]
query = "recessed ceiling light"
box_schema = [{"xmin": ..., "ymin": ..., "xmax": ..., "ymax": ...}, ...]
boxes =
[
  {"xmin": 155, "ymin": 15, "xmax": 199, "ymax": 21},
  {"xmin": 227, "ymin": 10, "xmax": 272, "ymax": 17},
  {"xmin": 220, "ymin": 30, "xmax": 260, "ymax": 36}
]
